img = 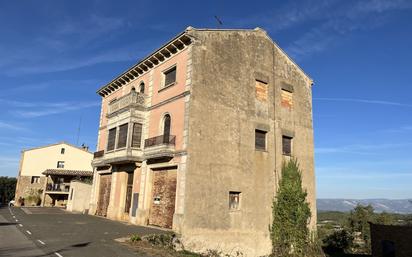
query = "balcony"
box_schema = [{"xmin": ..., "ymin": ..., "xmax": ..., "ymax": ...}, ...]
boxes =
[
  {"xmin": 45, "ymin": 183, "xmax": 70, "ymax": 194},
  {"xmin": 107, "ymin": 91, "xmax": 145, "ymax": 116},
  {"xmin": 94, "ymin": 150, "xmax": 104, "ymax": 158},
  {"xmin": 144, "ymin": 135, "xmax": 176, "ymax": 159}
]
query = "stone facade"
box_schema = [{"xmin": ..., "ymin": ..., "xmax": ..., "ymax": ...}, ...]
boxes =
[
  {"xmin": 370, "ymin": 223, "xmax": 412, "ymax": 257},
  {"xmin": 90, "ymin": 27, "xmax": 316, "ymax": 256}
]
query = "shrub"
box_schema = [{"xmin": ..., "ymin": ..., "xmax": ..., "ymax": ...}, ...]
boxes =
[
  {"xmin": 130, "ymin": 234, "xmax": 141, "ymax": 242},
  {"xmin": 322, "ymin": 229, "xmax": 353, "ymax": 253}
]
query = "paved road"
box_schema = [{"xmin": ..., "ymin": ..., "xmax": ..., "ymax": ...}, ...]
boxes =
[{"xmin": 0, "ymin": 206, "xmax": 164, "ymax": 257}]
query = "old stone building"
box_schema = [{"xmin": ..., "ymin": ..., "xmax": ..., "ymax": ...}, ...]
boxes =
[
  {"xmin": 14, "ymin": 142, "xmax": 93, "ymax": 207},
  {"xmin": 90, "ymin": 27, "xmax": 316, "ymax": 256}
]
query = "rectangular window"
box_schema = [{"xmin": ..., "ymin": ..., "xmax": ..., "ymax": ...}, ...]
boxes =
[
  {"xmin": 163, "ymin": 66, "xmax": 177, "ymax": 87},
  {"xmin": 61, "ymin": 148, "xmax": 65, "ymax": 154},
  {"xmin": 255, "ymin": 80, "xmax": 268, "ymax": 102},
  {"xmin": 282, "ymin": 136, "xmax": 292, "ymax": 156},
  {"xmin": 107, "ymin": 127, "xmax": 117, "ymax": 151},
  {"xmin": 229, "ymin": 191, "xmax": 241, "ymax": 211},
  {"xmin": 131, "ymin": 123, "xmax": 143, "ymax": 148},
  {"xmin": 117, "ymin": 123, "xmax": 128, "ymax": 149},
  {"xmin": 31, "ymin": 176, "xmax": 40, "ymax": 184},
  {"xmin": 281, "ymin": 89, "xmax": 293, "ymax": 109},
  {"xmin": 255, "ymin": 129, "xmax": 267, "ymax": 150},
  {"xmin": 57, "ymin": 161, "xmax": 65, "ymax": 168}
]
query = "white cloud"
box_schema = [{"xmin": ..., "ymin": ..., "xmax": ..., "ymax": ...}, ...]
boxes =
[
  {"xmin": 11, "ymin": 101, "xmax": 100, "ymax": 118},
  {"xmin": 313, "ymin": 97, "xmax": 412, "ymax": 107}
]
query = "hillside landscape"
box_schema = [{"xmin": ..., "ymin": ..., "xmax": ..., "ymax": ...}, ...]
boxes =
[{"xmin": 318, "ymin": 199, "xmax": 412, "ymax": 213}]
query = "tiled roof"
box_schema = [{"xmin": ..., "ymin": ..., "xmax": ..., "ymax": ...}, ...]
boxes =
[{"xmin": 42, "ymin": 169, "xmax": 93, "ymax": 177}]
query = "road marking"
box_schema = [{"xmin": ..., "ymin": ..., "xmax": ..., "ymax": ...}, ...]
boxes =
[
  {"xmin": 19, "ymin": 224, "xmax": 23, "ymax": 227},
  {"xmin": 15, "ymin": 219, "xmax": 19, "ymax": 222},
  {"xmin": 26, "ymin": 230, "xmax": 32, "ymax": 235},
  {"xmin": 55, "ymin": 252, "xmax": 63, "ymax": 257},
  {"xmin": 12, "ymin": 216, "xmax": 15, "ymax": 218},
  {"xmin": 37, "ymin": 240, "xmax": 46, "ymax": 245}
]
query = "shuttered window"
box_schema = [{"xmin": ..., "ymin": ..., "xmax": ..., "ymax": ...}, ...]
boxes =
[
  {"xmin": 164, "ymin": 66, "xmax": 176, "ymax": 87},
  {"xmin": 255, "ymin": 130, "xmax": 266, "ymax": 150},
  {"xmin": 131, "ymin": 123, "xmax": 143, "ymax": 148},
  {"xmin": 107, "ymin": 128, "xmax": 117, "ymax": 151},
  {"xmin": 282, "ymin": 136, "xmax": 292, "ymax": 156},
  {"xmin": 117, "ymin": 123, "xmax": 128, "ymax": 149}
]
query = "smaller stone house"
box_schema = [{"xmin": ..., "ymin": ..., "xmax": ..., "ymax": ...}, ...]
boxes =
[
  {"xmin": 14, "ymin": 142, "xmax": 93, "ymax": 207},
  {"xmin": 370, "ymin": 223, "xmax": 412, "ymax": 257}
]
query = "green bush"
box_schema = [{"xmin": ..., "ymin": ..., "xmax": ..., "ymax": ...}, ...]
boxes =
[
  {"xmin": 130, "ymin": 234, "xmax": 142, "ymax": 242},
  {"xmin": 322, "ymin": 229, "xmax": 353, "ymax": 253}
]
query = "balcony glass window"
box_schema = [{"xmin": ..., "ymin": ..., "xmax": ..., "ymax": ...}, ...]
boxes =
[
  {"xmin": 107, "ymin": 127, "xmax": 117, "ymax": 151},
  {"xmin": 131, "ymin": 123, "xmax": 143, "ymax": 148},
  {"xmin": 117, "ymin": 123, "xmax": 128, "ymax": 149}
]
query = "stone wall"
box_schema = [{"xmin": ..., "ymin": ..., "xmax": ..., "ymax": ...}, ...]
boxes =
[
  {"xmin": 180, "ymin": 28, "xmax": 316, "ymax": 256},
  {"xmin": 370, "ymin": 223, "xmax": 412, "ymax": 257},
  {"xmin": 15, "ymin": 175, "xmax": 46, "ymax": 206}
]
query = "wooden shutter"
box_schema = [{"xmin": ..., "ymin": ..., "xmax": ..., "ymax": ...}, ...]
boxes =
[
  {"xmin": 282, "ymin": 136, "xmax": 292, "ymax": 156},
  {"xmin": 117, "ymin": 123, "xmax": 128, "ymax": 149},
  {"xmin": 131, "ymin": 123, "xmax": 143, "ymax": 148},
  {"xmin": 164, "ymin": 67, "xmax": 176, "ymax": 86},
  {"xmin": 255, "ymin": 130, "xmax": 266, "ymax": 150},
  {"xmin": 107, "ymin": 128, "xmax": 117, "ymax": 151}
]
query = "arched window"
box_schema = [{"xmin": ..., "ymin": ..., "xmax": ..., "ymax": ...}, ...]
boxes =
[
  {"xmin": 139, "ymin": 82, "xmax": 145, "ymax": 94},
  {"xmin": 163, "ymin": 114, "xmax": 171, "ymax": 142}
]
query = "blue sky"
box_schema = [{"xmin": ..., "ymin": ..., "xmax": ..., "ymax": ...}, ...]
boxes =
[{"xmin": 0, "ymin": 0, "xmax": 411, "ymax": 199}]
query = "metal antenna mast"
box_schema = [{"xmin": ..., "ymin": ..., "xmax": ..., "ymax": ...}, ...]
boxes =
[{"xmin": 76, "ymin": 115, "xmax": 82, "ymax": 146}]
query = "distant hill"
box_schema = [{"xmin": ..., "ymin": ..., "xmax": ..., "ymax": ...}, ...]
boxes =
[{"xmin": 317, "ymin": 199, "xmax": 412, "ymax": 213}]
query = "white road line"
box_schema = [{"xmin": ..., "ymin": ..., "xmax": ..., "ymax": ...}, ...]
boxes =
[
  {"xmin": 12, "ymin": 216, "xmax": 15, "ymax": 218},
  {"xmin": 55, "ymin": 252, "xmax": 63, "ymax": 257},
  {"xmin": 15, "ymin": 219, "xmax": 19, "ymax": 222},
  {"xmin": 26, "ymin": 230, "xmax": 32, "ymax": 235},
  {"xmin": 18, "ymin": 224, "xmax": 23, "ymax": 227},
  {"xmin": 37, "ymin": 240, "xmax": 46, "ymax": 245}
]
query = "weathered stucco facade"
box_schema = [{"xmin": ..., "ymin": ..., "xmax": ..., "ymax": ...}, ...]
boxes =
[{"xmin": 90, "ymin": 27, "xmax": 316, "ymax": 256}]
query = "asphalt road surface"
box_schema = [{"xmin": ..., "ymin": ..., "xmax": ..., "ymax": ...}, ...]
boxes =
[{"xmin": 0, "ymin": 206, "xmax": 164, "ymax": 257}]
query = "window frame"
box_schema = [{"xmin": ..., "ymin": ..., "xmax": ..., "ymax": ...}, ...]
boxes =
[
  {"xmin": 107, "ymin": 127, "xmax": 117, "ymax": 152},
  {"xmin": 255, "ymin": 129, "xmax": 267, "ymax": 151},
  {"xmin": 31, "ymin": 176, "xmax": 40, "ymax": 184},
  {"xmin": 282, "ymin": 135, "xmax": 293, "ymax": 156},
  {"xmin": 160, "ymin": 65, "xmax": 177, "ymax": 91},
  {"xmin": 57, "ymin": 161, "xmax": 65, "ymax": 169},
  {"xmin": 229, "ymin": 191, "xmax": 241, "ymax": 211},
  {"xmin": 116, "ymin": 123, "xmax": 129, "ymax": 149}
]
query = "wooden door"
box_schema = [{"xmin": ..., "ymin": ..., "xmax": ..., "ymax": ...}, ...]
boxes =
[
  {"xmin": 96, "ymin": 174, "xmax": 111, "ymax": 217},
  {"xmin": 149, "ymin": 169, "xmax": 177, "ymax": 229}
]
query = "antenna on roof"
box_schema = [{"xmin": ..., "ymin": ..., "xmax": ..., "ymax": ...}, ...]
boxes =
[
  {"xmin": 76, "ymin": 115, "xmax": 82, "ymax": 146},
  {"xmin": 214, "ymin": 16, "xmax": 223, "ymax": 28}
]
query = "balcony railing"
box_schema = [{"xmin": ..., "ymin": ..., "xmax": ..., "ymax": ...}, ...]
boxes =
[
  {"xmin": 94, "ymin": 150, "xmax": 104, "ymax": 158},
  {"xmin": 46, "ymin": 183, "xmax": 70, "ymax": 192},
  {"xmin": 145, "ymin": 135, "xmax": 176, "ymax": 148},
  {"xmin": 108, "ymin": 91, "xmax": 145, "ymax": 115}
]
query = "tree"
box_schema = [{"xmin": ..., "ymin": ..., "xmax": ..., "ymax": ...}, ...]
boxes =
[
  {"xmin": 0, "ymin": 176, "xmax": 17, "ymax": 204},
  {"xmin": 375, "ymin": 211, "xmax": 394, "ymax": 225},
  {"xmin": 271, "ymin": 159, "xmax": 312, "ymax": 257},
  {"xmin": 346, "ymin": 204, "xmax": 374, "ymax": 253}
]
